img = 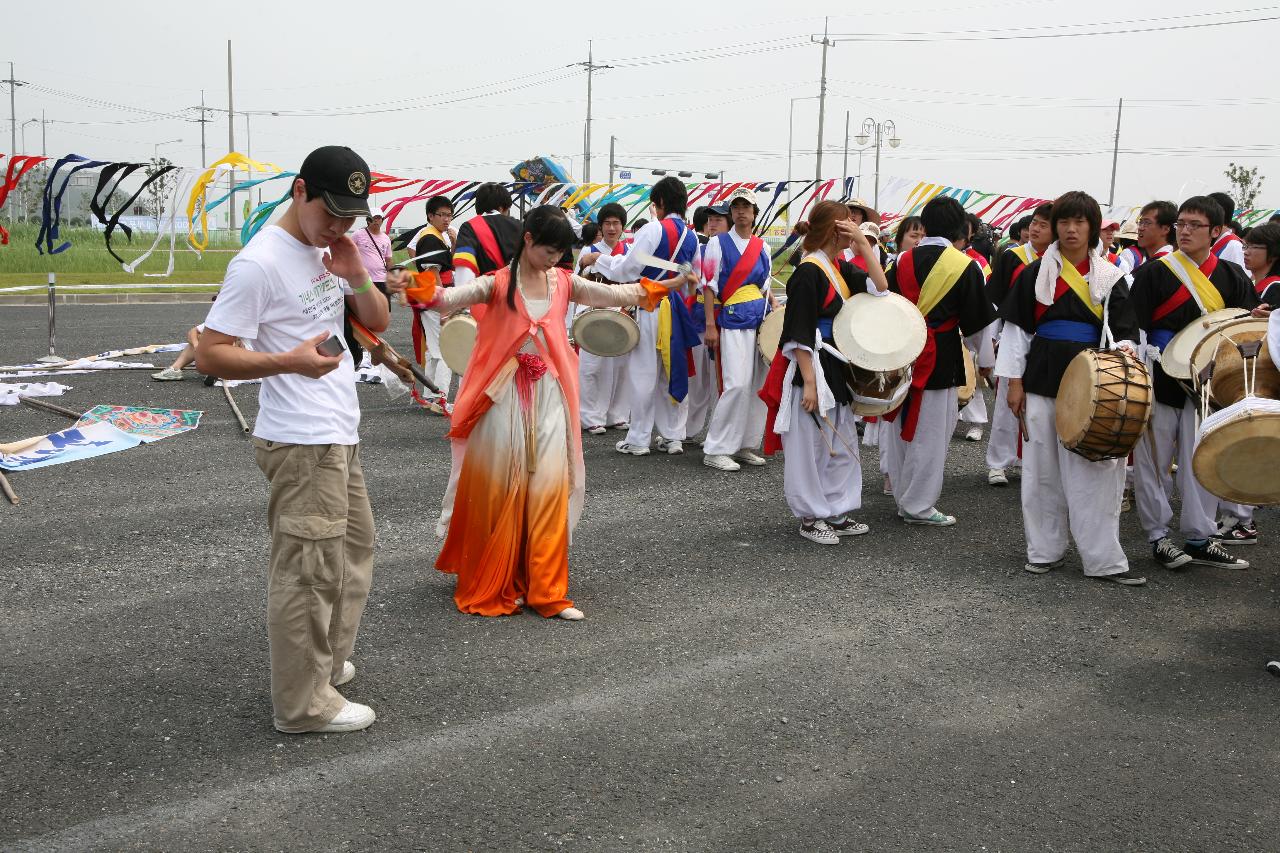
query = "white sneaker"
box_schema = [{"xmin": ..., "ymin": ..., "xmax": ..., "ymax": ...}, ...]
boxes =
[
  {"xmin": 313, "ymin": 701, "xmax": 376, "ymax": 733},
  {"xmin": 655, "ymin": 437, "xmax": 684, "ymax": 455},
  {"xmin": 965, "ymin": 426, "xmax": 983, "ymax": 441},
  {"xmin": 987, "ymin": 468, "xmax": 1008, "ymax": 486},
  {"xmin": 799, "ymin": 519, "xmax": 839, "ymax": 545},
  {"xmin": 610, "ymin": 421, "xmax": 630, "ymax": 431},
  {"xmin": 732, "ymin": 450, "xmax": 767, "ymax": 467},
  {"xmin": 615, "ymin": 440, "xmax": 651, "ymax": 456},
  {"xmin": 703, "ymin": 454, "xmax": 741, "ymax": 471},
  {"xmin": 151, "ymin": 367, "xmax": 185, "ymax": 381},
  {"xmin": 556, "ymin": 607, "xmax": 585, "ymax": 621},
  {"xmin": 586, "ymin": 425, "xmax": 607, "ymax": 435},
  {"xmin": 331, "ymin": 660, "xmax": 355, "ymax": 687}
]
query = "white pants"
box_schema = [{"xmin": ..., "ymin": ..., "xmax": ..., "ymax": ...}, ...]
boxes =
[
  {"xmin": 578, "ymin": 350, "xmax": 629, "ymax": 428},
  {"xmin": 883, "ymin": 387, "xmax": 959, "ymax": 517},
  {"xmin": 623, "ymin": 309, "xmax": 687, "ymax": 447},
  {"xmin": 986, "ymin": 378, "xmax": 1021, "ymax": 470},
  {"xmin": 780, "ymin": 396, "xmax": 862, "ymax": 520},
  {"xmin": 685, "ymin": 345, "xmax": 717, "ymax": 439},
  {"xmin": 702, "ymin": 328, "xmax": 767, "ymax": 455},
  {"xmin": 420, "ymin": 311, "xmax": 455, "ymax": 400},
  {"xmin": 1133, "ymin": 397, "xmax": 1219, "ymax": 542},
  {"xmin": 958, "ymin": 387, "xmax": 988, "ymax": 425},
  {"xmin": 1022, "ymin": 394, "xmax": 1128, "ymax": 575},
  {"xmin": 1218, "ymin": 500, "xmax": 1254, "ymax": 526}
]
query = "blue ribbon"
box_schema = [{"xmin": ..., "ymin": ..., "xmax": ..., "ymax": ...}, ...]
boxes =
[{"xmin": 1036, "ymin": 319, "xmax": 1099, "ymax": 343}]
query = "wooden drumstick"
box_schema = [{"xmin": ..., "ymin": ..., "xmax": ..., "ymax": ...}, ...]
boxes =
[
  {"xmin": 1016, "ymin": 410, "xmax": 1031, "ymax": 443},
  {"xmin": 809, "ymin": 412, "xmax": 837, "ymax": 457},
  {"xmin": 0, "ymin": 471, "xmax": 18, "ymax": 505},
  {"xmin": 821, "ymin": 413, "xmax": 860, "ymax": 456}
]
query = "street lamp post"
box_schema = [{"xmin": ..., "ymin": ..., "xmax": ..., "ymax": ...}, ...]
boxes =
[
  {"xmin": 787, "ymin": 95, "xmax": 820, "ymax": 225},
  {"xmin": 853, "ymin": 118, "xmax": 901, "ymax": 210},
  {"xmin": 153, "ymin": 137, "xmax": 182, "ymax": 160}
]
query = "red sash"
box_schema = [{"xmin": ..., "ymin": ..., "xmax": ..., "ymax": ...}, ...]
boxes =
[
  {"xmin": 469, "ymin": 215, "xmax": 506, "ymax": 270},
  {"xmin": 884, "ymin": 249, "xmax": 959, "ymax": 442},
  {"xmin": 1212, "ymin": 231, "xmax": 1241, "ymax": 258},
  {"xmin": 720, "ymin": 235, "xmax": 766, "ymax": 304},
  {"xmin": 1151, "ymin": 253, "xmax": 1218, "ymax": 323},
  {"xmin": 1256, "ymin": 274, "xmax": 1280, "ymax": 298}
]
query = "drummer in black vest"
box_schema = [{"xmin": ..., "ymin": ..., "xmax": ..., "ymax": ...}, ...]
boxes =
[
  {"xmin": 452, "ymin": 183, "xmax": 522, "ymax": 288},
  {"xmin": 997, "ymin": 191, "xmax": 1145, "ymax": 585},
  {"xmin": 1127, "ymin": 196, "xmax": 1256, "ymax": 572}
]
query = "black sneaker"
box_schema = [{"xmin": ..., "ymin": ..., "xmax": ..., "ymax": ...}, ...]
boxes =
[
  {"xmin": 1215, "ymin": 522, "xmax": 1258, "ymax": 546},
  {"xmin": 1152, "ymin": 536, "xmax": 1192, "ymax": 569},
  {"xmin": 1093, "ymin": 570, "xmax": 1147, "ymax": 586},
  {"xmin": 1184, "ymin": 539, "xmax": 1250, "ymax": 569}
]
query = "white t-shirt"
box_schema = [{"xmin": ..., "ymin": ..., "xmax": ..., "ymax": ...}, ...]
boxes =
[{"xmin": 204, "ymin": 225, "xmax": 360, "ymax": 445}]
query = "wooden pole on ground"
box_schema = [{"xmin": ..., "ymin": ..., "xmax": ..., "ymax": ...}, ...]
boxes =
[
  {"xmin": 0, "ymin": 471, "xmax": 18, "ymax": 505},
  {"xmin": 18, "ymin": 396, "xmax": 81, "ymax": 420},
  {"xmin": 222, "ymin": 383, "xmax": 250, "ymax": 434}
]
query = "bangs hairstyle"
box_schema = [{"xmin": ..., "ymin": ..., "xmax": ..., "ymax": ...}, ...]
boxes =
[
  {"xmin": 1049, "ymin": 190, "xmax": 1102, "ymax": 247},
  {"xmin": 1031, "ymin": 202, "xmax": 1053, "ymax": 222},
  {"xmin": 597, "ymin": 202, "xmax": 627, "ymax": 227},
  {"xmin": 802, "ymin": 200, "xmax": 851, "ymax": 253},
  {"xmin": 894, "ymin": 215, "xmax": 924, "ymax": 246},
  {"xmin": 425, "ymin": 195, "xmax": 453, "ymax": 216},
  {"xmin": 1247, "ymin": 222, "xmax": 1280, "ymax": 269},
  {"xmin": 1180, "ymin": 195, "xmax": 1226, "ymax": 228},
  {"xmin": 505, "ymin": 206, "xmax": 576, "ymax": 310}
]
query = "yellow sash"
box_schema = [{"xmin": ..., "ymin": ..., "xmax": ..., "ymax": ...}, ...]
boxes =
[
  {"xmin": 916, "ymin": 246, "xmax": 972, "ymax": 317},
  {"xmin": 799, "ymin": 255, "xmax": 850, "ymax": 300},
  {"xmin": 1012, "ymin": 244, "xmax": 1038, "ymax": 265},
  {"xmin": 1161, "ymin": 252, "xmax": 1226, "ymax": 314},
  {"xmin": 724, "ymin": 284, "xmax": 764, "ymax": 306},
  {"xmin": 1058, "ymin": 261, "xmax": 1103, "ymax": 320}
]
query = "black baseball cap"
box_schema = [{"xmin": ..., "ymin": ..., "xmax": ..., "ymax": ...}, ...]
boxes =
[
  {"xmin": 708, "ymin": 203, "xmax": 730, "ymax": 216},
  {"xmin": 298, "ymin": 145, "xmax": 372, "ymax": 218}
]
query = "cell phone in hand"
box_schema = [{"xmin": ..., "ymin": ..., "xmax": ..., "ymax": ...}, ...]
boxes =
[{"xmin": 316, "ymin": 335, "xmax": 345, "ymax": 357}]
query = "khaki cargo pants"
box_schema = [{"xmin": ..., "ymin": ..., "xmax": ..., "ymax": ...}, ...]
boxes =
[{"xmin": 253, "ymin": 439, "xmax": 375, "ymax": 733}]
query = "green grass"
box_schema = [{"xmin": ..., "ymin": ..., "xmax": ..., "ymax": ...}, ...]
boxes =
[{"xmin": 0, "ymin": 223, "xmax": 236, "ymax": 285}]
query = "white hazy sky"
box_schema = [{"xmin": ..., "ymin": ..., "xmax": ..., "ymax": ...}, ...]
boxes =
[{"xmin": 5, "ymin": 0, "xmax": 1277, "ymax": 208}]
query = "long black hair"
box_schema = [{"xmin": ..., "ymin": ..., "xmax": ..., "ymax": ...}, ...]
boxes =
[{"xmin": 507, "ymin": 205, "xmax": 577, "ymax": 310}]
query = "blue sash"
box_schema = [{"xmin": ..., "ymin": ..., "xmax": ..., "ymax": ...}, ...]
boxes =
[
  {"xmin": 1036, "ymin": 319, "xmax": 1098, "ymax": 343},
  {"xmin": 1149, "ymin": 328, "xmax": 1175, "ymax": 351}
]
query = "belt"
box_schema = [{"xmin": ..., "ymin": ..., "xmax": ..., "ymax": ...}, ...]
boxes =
[
  {"xmin": 817, "ymin": 317, "xmax": 834, "ymax": 339},
  {"xmin": 1149, "ymin": 328, "xmax": 1176, "ymax": 351},
  {"xmin": 1036, "ymin": 319, "xmax": 1098, "ymax": 343}
]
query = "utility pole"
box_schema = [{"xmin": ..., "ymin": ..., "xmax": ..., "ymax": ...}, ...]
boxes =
[
  {"xmin": 608, "ymin": 134, "xmax": 616, "ymax": 185},
  {"xmin": 198, "ymin": 89, "xmax": 209, "ymax": 167},
  {"xmin": 842, "ymin": 111, "xmax": 850, "ymax": 195},
  {"xmin": 40, "ymin": 108, "xmax": 46, "ymax": 157},
  {"xmin": 1107, "ymin": 97, "xmax": 1123, "ymax": 205},
  {"xmin": 811, "ymin": 17, "xmax": 834, "ymax": 182},
  {"xmin": 572, "ymin": 41, "xmax": 611, "ymax": 183},
  {"xmin": 6, "ymin": 62, "xmax": 22, "ymax": 225},
  {"xmin": 227, "ymin": 39, "xmax": 236, "ymax": 234}
]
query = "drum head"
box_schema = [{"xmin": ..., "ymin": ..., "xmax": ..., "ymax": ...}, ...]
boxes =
[
  {"xmin": 572, "ymin": 309, "xmax": 639, "ymax": 357},
  {"xmin": 1190, "ymin": 318, "xmax": 1270, "ymax": 385},
  {"xmin": 1055, "ymin": 349, "xmax": 1102, "ymax": 447},
  {"xmin": 757, "ymin": 307, "xmax": 785, "ymax": 362},
  {"xmin": 832, "ymin": 292, "xmax": 927, "ymax": 372},
  {"xmin": 1193, "ymin": 402, "xmax": 1280, "ymax": 505},
  {"xmin": 439, "ymin": 313, "xmax": 477, "ymax": 374},
  {"xmin": 1161, "ymin": 308, "xmax": 1251, "ymax": 380}
]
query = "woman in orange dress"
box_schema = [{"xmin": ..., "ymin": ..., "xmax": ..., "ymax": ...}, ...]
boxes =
[{"xmin": 414, "ymin": 206, "xmax": 668, "ymax": 620}]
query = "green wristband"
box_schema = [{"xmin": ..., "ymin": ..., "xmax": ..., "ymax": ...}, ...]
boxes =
[{"xmin": 352, "ymin": 278, "xmax": 374, "ymax": 295}]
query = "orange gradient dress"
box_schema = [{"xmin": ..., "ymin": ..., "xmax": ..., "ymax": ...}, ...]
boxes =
[{"xmin": 427, "ymin": 266, "xmax": 665, "ymax": 617}]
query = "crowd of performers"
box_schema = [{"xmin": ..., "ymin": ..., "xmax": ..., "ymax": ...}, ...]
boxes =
[{"xmin": 194, "ymin": 145, "xmax": 1279, "ymax": 733}]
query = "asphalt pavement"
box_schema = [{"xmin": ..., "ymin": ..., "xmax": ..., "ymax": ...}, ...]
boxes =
[{"xmin": 1, "ymin": 303, "xmax": 1277, "ymax": 852}]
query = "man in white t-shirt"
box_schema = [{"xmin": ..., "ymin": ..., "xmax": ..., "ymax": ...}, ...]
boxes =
[{"xmin": 197, "ymin": 145, "xmax": 403, "ymax": 735}]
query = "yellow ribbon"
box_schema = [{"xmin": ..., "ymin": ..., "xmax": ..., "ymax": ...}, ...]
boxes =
[
  {"xmin": 1012, "ymin": 244, "xmax": 1039, "ymax": 265},
  {"xmin": 1162, "ymin": 251, "xmax": 1226, "ymax": 314},
  {"xmin": 724, "ymin": 284, "xmax": 764, "ymax": 306},
  {"xmin": 916, "ymin": 246, "xmax": 972, "ymax": 317},
  {"xmin": 1059, "ymin": 261, "xmax": 1104, "ymax": 320},
  {"xmin": 799, "ymin": 254, "xmax": 850, "ymax": 299},
  {"xmin": 656, "ymin": 296, "xmax": 674, "ymax": 395},
  {"xmin": 186, "ymin": 153, "xmax": 283, "ymax": 253}
]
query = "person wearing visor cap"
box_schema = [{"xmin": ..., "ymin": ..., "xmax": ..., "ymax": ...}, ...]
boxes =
[
  {"xmin": 698, "ymin": 187, "xmax": 777, "ymax": 470},
  {"xmin": 197, "ymin": 145, "xmax": 404, "ymax": 735}
]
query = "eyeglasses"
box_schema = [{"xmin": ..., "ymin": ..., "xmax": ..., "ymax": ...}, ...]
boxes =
[
  {"xmin": 1137, "ymin": 218, "xmax": 1160, "ymax": 228},
  {"xmin": 1245, "ymin": 243, "xmax": 1268, "ymax": 252},
  {"xmin": 1174, "ymin": 220, "xmax": 1211, "ymax": 232}
]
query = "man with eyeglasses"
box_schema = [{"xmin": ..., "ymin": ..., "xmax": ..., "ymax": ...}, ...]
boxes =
[
  {"xmin": 1118, "ymin": 201, "xmax": 1176, "ymax": 276},
  {"xmin": 1127, "ymin": 196, "xmax": 1258, "ymax": 572}
]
